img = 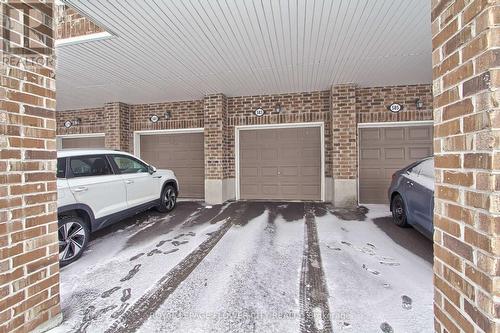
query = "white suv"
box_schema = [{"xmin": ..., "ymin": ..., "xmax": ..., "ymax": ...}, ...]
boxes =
[{"xmin": 57, "ymin": 149, "xmax": 179, "ymax": 266}]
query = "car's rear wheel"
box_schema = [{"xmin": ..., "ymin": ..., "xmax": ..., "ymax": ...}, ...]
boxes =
[
  {"xmin": 391, "ymin": 194, "xmax": 408, "ymax": 227},
  {"xmin": 157, "ymin": 184, "xmax": 177, "ymax": 213},
  {"xmin": 58, "ymin": 216, "xmax": 89, "ymax": 266}
]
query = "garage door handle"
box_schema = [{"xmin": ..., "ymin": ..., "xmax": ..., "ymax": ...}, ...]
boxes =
[
  {"xmin": 125, "ymin": 180, "xmax": 134, "ymax": 184},
  {"xmin": 73, "ymin": 186, "xmax": 88, "ymax": 193}
]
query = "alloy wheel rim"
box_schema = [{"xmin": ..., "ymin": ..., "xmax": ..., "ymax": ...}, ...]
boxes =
[
  {"xmin": 394, "ymin": 200, "xmax": 404, "ymax": 221},
  {"xmin": 58, "ymin": 222, "xmax": 86, "ymax": 261},
  {"xmin": 165, "ymin": 189, "xmax": 176, "ymax": 210}
]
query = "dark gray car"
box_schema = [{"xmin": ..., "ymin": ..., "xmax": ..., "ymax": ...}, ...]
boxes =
[{"xmin": 388, "ymin": 157, "xmax": 434, "ymax": 239}]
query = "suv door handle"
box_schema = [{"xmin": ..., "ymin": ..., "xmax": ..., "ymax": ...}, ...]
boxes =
[
  {"xmin": 125, "ymin": 180, "xmax": 134, "ymax": 184},
  {"xmin": 406, "ymin": 181, "xmax": 414, "ymax": 186},
  {"xmin": 73, "ymin": 186, "xmax": 88, "ymax": 193}
]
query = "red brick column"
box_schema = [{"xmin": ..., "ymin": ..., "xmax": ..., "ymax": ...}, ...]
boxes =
[
  {"xmin": 0, "ymin": 1, "xmax": 62, "ymax": 331},
  {"xmin": 103, "ymin": 102, "xmax": 131, "ymax": 152},
  {"xmin": 432, "ymin": 1, "xmax": 499, "ymax": 332},
  {"xmin": 331, "ymin": 84, "xmax": 358, "ymax": 207},
  {"xmin": 203, "ymin": 94, "xmax": 231, "ymax": 204}
]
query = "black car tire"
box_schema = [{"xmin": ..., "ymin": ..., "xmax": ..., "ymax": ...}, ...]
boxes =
[
  {"xmin": 157, "ymin": 184, "xmax": 177, "ymax": 213},
  {"xmin": 58, "ymin": 216, "xmax": 90, "ymax": 267},
  {"xmin": 391, "ymin": 194, "xmax": 409, "ymax": 227}
]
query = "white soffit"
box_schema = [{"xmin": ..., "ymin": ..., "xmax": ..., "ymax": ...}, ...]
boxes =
[{"xmin": 57, "ymin": 0, "xmax": 432, "ymax": 110}]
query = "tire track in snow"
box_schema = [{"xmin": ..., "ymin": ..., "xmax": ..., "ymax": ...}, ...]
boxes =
[
  {"xmin": 104, "ymin": 203, "xmax": 248, "ymax": 333},
  {"xmin": 300, "ymin": 203, "xmax": 333, "ymax": 333}
]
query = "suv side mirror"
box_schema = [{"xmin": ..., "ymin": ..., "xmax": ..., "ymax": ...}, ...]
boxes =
[{"xmin": 148, "ymin": 165, "xmax": 157, "ymax": 174}]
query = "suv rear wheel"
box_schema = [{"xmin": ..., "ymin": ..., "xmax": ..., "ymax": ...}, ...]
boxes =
[
  {"xmin": 58, "ymin": 216, "xmax": 89, "ymax": 266},
  {"xmin": 157, "ymin": 184, "xmax": 177, "ymax": 213}
]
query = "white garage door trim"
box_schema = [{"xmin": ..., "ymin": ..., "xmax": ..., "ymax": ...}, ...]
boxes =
[
  {"xmin": 133, "ymin": 128, "xmax": 205, "ymax": 157},
  {"xmin": 235, "ymin": 122, "xmax": 325, "ymax": 201},
  {"xmin": 357, "ymin": 120, "xmax": 434, "ymax": 205},
  {"xmin": 56, "ymin": 133, "xmax": 105, "ymax": 149}
]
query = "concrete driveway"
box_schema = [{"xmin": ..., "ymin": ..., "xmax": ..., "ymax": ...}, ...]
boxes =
[{"xmin": 50, "ymin": 202, "xmax": 433, "ymax": 333}]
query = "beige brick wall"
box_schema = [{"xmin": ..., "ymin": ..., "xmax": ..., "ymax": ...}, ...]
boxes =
[
  {"xmin": 432, "ymin": 0, "xmax": 499, "ymax": 332},
  {"xmin": 0, "ymin": 1, "xmax": 61, "ymax": 332}
]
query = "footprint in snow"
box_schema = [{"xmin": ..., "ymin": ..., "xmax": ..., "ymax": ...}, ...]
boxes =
[
  {"xmin": 121, "ymin": 288, "xmax": 131, "ymax": 302},
  {"xmin": 163, "ymin": 248, "xmax": 179, "ymax": 255},
  {"xmin": 379, "ymin": 260, "xmax": 400, "ymax": 266},
  {"xmin": 101, "ymin": 286, "xmax": 121, "ymax": 298},
  {"xmin": 366, "ymin": 243, "xmax": 376, "ymax": 249},
  {"xmin": 156, "ymin": 240, "xmax": 168, "ymax": 247},
  {"xmin": 327, "ymin": 245, "xmax": 342, "ymax": 251},
  {"xmin": 172, "ymin": 240, "xmax": 188, "ymax": 246},
  {"xmin": 173, "ymin": 233, "xmax": 185, "ymax": 239},
  {"xmin": 402, "ymin": 295, "xmax": 412, "ymax": 310},
  {"xmin": 340, "ymin": 322, "xmax": 351, "ymax": 329},
  {"xmin": 83, "ymin": 305, "xmax": 95, "ymax": 322},
  {"xmin": 380, "ymin": 322, "xmax": 394, "ymax": 333},
  {"xmin": 341, "ymin": 241, "xmax": 352, "ymax": 246},
  {"xmin": 362, "ymin": 264, "xmax": 380, "ymax": 275},
  {"xmin": 147, "ymin": 249, "xmax": 162, "ymax": 256},
  {"xmin": 111, "ymin": 303, "xmax": 129, "ymax": 319},
  {"xmin": 120, "ymin": 264, "xmax": 141, "ymax": 282},
  {"xmin": 129, "ymin": 253, "xmax": 144, "ymax": 261},
  {"xmin": 341, "ymin": 227, "xmax": 349, "ymax": 232}
]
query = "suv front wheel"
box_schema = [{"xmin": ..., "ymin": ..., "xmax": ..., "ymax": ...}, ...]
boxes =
[
  {"xmin": 157, "ymin": 184, "xmax": 177, "ymax": 213},
  {"xmin": 58, "ymin": 216, "xmax": 90, "ymax": 267}
]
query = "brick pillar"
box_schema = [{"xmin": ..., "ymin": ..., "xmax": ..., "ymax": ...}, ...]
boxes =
[
  {"xmin": 203, "ymin": 93, "xmax": 230, "ymax": 204},
  {"xmin": 331, "ymin": 84, "xmax": 358, "ymax": 207},
  {"xmin": 432, "ymin": 1, "xmax": 499, "ymax": 332},
  {"xmin": 0, "ymin": 1, "xmax": 62, "ymax": 332},
  {"xmin": 103, "ymin": 102, "xmax": 131, "ymax": 152}
]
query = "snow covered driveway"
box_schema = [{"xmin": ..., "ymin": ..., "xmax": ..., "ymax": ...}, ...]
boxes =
[{"xmin": 50, "ymin": 202, "xmax": 433, "ymax": 333}]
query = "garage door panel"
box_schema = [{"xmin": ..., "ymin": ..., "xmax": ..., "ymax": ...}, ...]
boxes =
[
  {"xmin": 384, "ymin": 128, "xmax": 405, "ymax": 140},
  {"xmin": 61, "ymin": 136, "xmax": 105, "ymax": 149},
  {"xmin": 239, "ymin": 126, "xmax": 321, "ymax": 201},
  {"xmin": 409, "ymin": 126, "xmax": 432, "ymax": 140},
  {"xmin": 360, "ymin": 128, "xmax": 381, "ymax": 142},
  {"xmin": 361, "ymin": 148, "xmax": 381, "ymax": 160},
  {"xmin": 280, "ymin": 166, "xmax": 298, "ymax": 177},
  {"xmin": 359, "ymin": 124, "xmax": 433, "ymax": 204},
  {"xmin": 409, "ymin": 147, "xmax": 432, "ymax": 159},
  {"xmin": 262, "ymin": 184, "xmax": 280, "ymax": 195},
  {"xmin": 262, "ymin": 149, "xmax": 279, "ymax": 161},
  {"xmin": 241, "ymin": 149, "xmax": 258, "ymax": 162},
  {"xmin": 140, "ymin": 132, "xmax": 204, "ymax": 199},
  {"xmin": 385, "ymin": 148, "xmax": 405, "ymax": 159}
]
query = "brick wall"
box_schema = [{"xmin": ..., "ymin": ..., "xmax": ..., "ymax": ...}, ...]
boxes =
[
  {"xmin": 56, "ymin": 5, "xmax": 104, "ymax": 40},
  {"xmin": 57, "ymin": 107, "xmax": 106, "ymax": 135},
  {"xmin": 432, "ymin": 1, "xmax": 499, "ymax": 332},
  {"xmin": 0, "ymin": 1, "xmax": 61, "ymax": 332},
  {"xmin": 130, "ymin": 100, "xmax": 204, "ymax": 132},
  {"xmin": 357, "ymin": 84, "xmax": 434, "ymax": 123},
  {"xmin": 331, "ymin": 84, "xmax": 358, "ymax": 180},
  {"xmin": 203, "ymin": 94, "xmax": 227, "ymax": 180}
]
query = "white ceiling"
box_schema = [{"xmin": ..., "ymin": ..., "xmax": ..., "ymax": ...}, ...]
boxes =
[{"xmin": 57, "ymin": 0, "xmax": 432, "ymax": 110}]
